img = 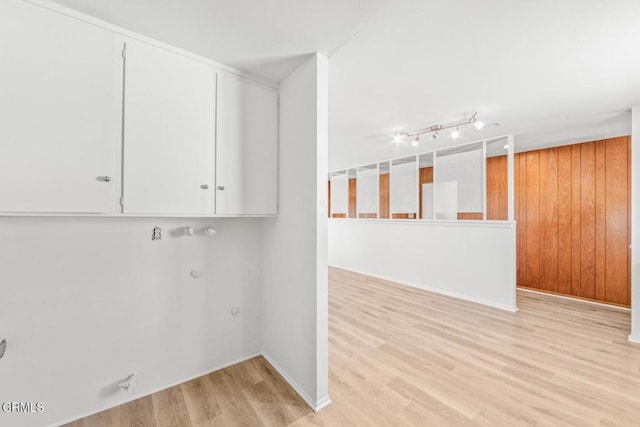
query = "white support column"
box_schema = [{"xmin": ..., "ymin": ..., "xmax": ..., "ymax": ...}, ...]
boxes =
[
  {"xmin": 262, "ymin": 53, "xmax": 331, "ymax": 409},
  {"xmin": 482, "ymin": 139, "xmax": 487, "ymax": 220},
  {"xmin": 415, "ymin": 155, "xmax": 420, "ymax": 219},
  {"xmin": 631, "ymin": 108, "xmax": 640, "ymax": 344}
]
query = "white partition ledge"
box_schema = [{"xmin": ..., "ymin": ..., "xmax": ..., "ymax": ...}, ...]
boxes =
[{"xmin": 328, "ymin": 219, "xmax": 517, "ymax": 312}]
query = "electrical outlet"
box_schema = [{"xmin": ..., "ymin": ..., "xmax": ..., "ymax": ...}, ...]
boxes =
[{"xmin": 152, "ymin": 227, "xmax": 162, "ymax": 241}]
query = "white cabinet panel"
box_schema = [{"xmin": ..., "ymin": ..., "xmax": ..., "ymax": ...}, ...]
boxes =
[
  {"xmin": 0, "ymin": 0, "xmax": 119, "ymax": 213},
  {"xmin": 122, "ymin": 38, "xmax": 215, "ymax": 214},
  {"xmin": 216, "ymin": 72, "xmax": 278, "ymax": 215}
]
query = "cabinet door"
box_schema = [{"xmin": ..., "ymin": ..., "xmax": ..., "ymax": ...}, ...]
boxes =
[
  {"xmin": 216, "ymin": 72, "xmax": 278, "ymax": 215},
  {"xmin": 0, "ymin": 0, "xmax": 119, "ymax": 213},
  {"xmin": 122, "ymin": 38, "xmax": 215, "ymax": 214}
]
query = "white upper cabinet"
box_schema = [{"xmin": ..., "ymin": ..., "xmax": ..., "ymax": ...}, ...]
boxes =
[
  {"xmin": 0, "ymin": 1, "xmax": 278, "ymax": 217},
  {"xmin": 122, "ymin": 38, "xmax": 216, "ymax": 215},
  {"xmin": 0, "ymin": 0, "xmax": 119, "ymax": 213},
  {"xmin": 216, "ymin": 72, "xmax": 278, "ymax": 215}
]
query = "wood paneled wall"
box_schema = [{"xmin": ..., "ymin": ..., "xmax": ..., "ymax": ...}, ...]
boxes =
[
  {"xmin": 419, "ymin": 167, "xmax": 433, "ymax": 219},
  {"xmin": 515, "ymin": 136, "xmax": 630, "ymax": 306},
  {"xmin": 458, "ymin": 213, "xmax": 484, "ymax": 220},
  {"xmin": 379, "ymin": 173, "xmax": 390, "ymax": 219},
  {"xmin": 348, "ymin": 178, "xmax": 357, "ymax": 218},
  {"xmin": 486, "ymin": 155, "xmax": 508, "ymax": 220}
]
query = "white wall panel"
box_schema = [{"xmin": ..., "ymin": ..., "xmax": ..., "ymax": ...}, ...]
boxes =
[
  {"xmin": 330, "ymin": 175, "xmax": 348, "ymax": 215},
  {"xmin": 356, "ymin": 169, "xmax": 378, "ymax": 214},
  {"xmin": 436, "ymin": 149, "xmax": 483, "ymax": 212},
  {"xmin": 328, "ymin": 219, "xmax": 517, "ymax": 312},
  {"xmin": 0, "ymin": 217, "xmax": 263, "ymax": 427},
  {"xmin": 390, "ymin": 161, "xmax": 417, "ymax": 214}
]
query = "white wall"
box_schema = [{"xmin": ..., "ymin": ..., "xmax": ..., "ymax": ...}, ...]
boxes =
[
  {"xmin": 631, "ymin": 107, "xmax": 640, "ymax": 343},
  {"xmin": 0, "ymin": 217, "xmax": 263, "ymax": 426},
  {"xmin": 328, "ymin": 219, "xmax": 517, "ymax": 312},
  {"xmin": 262, "ymin": 53, "xmax": 330, "ymax": 410}
]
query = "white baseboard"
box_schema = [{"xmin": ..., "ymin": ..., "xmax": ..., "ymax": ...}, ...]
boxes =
[
  {"xmin": 315, "ymin": 395, "xmax": 332, "ymax": 411},
  {"xmin": 331, "ymin": 265, "xmax": 518, "ymax": 313},
  {"xmin": 629, "ymin": 335, "xmax": 640, "ymax": 344},
  {"xmin": 50, "ymin": 352, "xmax": 262, "ymax": 427},
  {"xmin": 261, "ymin": 351, "xmax": 331, "ymax": 412}
]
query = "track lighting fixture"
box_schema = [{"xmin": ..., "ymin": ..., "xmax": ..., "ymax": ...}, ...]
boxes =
[{"xmin": 392, "ymin": 112, "xmax": 484, "ymax": 147}]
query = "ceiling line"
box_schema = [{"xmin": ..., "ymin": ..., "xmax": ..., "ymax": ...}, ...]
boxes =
[{"xmin": 327, "ymin": 22, "xmax": 369, "ymax": 58}]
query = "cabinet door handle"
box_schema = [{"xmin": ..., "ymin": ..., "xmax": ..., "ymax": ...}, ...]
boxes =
[
  {"xmin": 97, "ymin": 176, "xmax": 111, "ymax": 182},
  {"xmin": 200, "ymin": 184, "xmax": 209, "ymax": 189},
  {"xmin": 217, "ymin": 186, "xmax": 225, "ymax": 190}
]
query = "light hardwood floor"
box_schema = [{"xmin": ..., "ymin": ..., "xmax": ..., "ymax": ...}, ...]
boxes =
[{"xmin": 67, "ymin": 268, "xmax": 640, "ymax": 426}]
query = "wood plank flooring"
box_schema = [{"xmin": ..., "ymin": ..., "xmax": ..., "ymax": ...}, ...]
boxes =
[{"xmin": 67, "ymin": 268, "xmax": 640, "ymax": 426}]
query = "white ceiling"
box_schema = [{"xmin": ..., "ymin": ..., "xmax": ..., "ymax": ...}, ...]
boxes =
[
  {"xmin": 47, "ymin": 0, "xmax": 640, "ymax": 170},
  {"xmin": 329, "ymin": 0, "xmax": 640, "ymax": 169},
  {"xmin": 48, "ymin": 0, "xmax": 387, "ymax": 84}
]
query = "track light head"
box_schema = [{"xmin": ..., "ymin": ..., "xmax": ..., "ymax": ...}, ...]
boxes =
[
  {"xmin": 393, "ymin": 131, "xmax": 403, "ymax": 144},
  {"xmin": 451, "ymin": 127, "xmax": 460, "ymax": 139},
  {"xmin": 432, "ymin": 132, "xmax": 438, "ymax": 140},
  {"xmin": 411, "ymin": 135, "xmax": 420, "ymax": 147},
  {"xmin": 474, "ymin": 120, "xmax": 485, "ymax": 130}
]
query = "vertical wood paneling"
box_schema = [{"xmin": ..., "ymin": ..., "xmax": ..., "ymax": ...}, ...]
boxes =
[
  {"xmin": 594, "ymin": 141, "xmax": 607, "ymax": 301},
  {"xmin": 525, "ymin": 151, "xmax": 540, "ymax": 288},
  {"xmin": 580, "ymin": 142, "xmax": 596, "ymax": 299},
  {"xmin": 349, "ymin": 178, "xmax": 357, "ymax": 218},
  {"xmin": 514, "ymin": 137, "xmax": 630, "ymax": 307},
  {"xmin": 605, "ymin": 137, "xmax": 629, "ymax": 305},
  {"xmin": 571, "ymin": 144, "xmax": 582, "ymax": 296},
  {"xmin": 486, "ymin": 156, "xmax": 508, "ymax": 220},
  {"xmin": 628, "ymin": 136, "xmax": 632, "ymax": 306},
  {"xmin": 516, "ymin": 153, "xmax": 528, "ymax": 287},
  {"xmin": 557, "ymin": 145, "xmax": 573, "ymax": 295},
  {"xmin": 457, "ymin": 213, "xmax": 483, "ymax": 220},
  {"xmin": 514, "ymin": 153, "xmax": 521, "ymax": 281},
  {"xmin": 539, "ymin": 148, "xmax": 559, "ymax": 292},
  {"xmin": 379, "ymin": 173, "xmax": 390, "ymax": 219},
  {"xmin": 418, "ymin": 167, "xmax": 433, "ymax": 219}
]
